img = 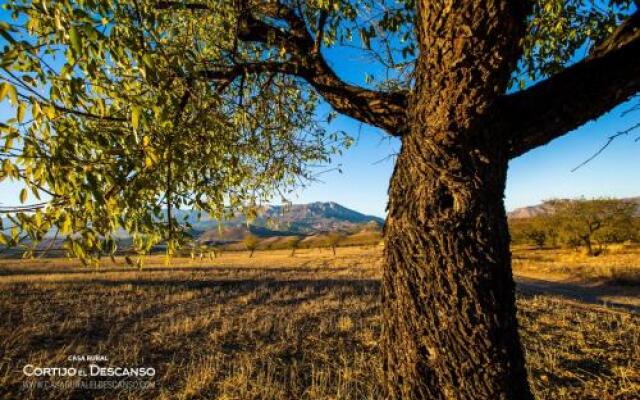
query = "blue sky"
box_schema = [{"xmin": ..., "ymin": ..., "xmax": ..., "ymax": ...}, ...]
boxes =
[
  {"xmin": 1, "ymin": 7, "xmax": 638, "ymax": 218},
  {"xmin": 289, "ymin": 43, "xmax": 640, "ymax": 217},
  {"xmin": 291, "ymin": 100, "xmax": 639, "ymax": 217}
]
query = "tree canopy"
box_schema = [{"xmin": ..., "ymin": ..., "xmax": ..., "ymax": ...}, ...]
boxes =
[
  {"xmin": 0, "ymin": 0, "xmax": 638, "ymax": 263},
  {"xmin": 510, "ymin": 198, "xmax": 637, "ymax": 253}
]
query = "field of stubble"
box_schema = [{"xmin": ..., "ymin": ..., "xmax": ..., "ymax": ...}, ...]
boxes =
[{"xmin": 0, "ymin": 246, "xmax": 638, "ymax": 400}]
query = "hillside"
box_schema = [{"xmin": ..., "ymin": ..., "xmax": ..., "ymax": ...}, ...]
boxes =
[
  {"xmin": 191, "ymin": 202, "xmax": 384, "ymax": 240},
  {"xmin": 508, "ymin": 196, "xmax": 640, "ymax": 219}
]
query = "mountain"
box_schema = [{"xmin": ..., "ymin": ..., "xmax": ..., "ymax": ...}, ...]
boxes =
[
  {"xmin": 0, "ymin": 202, "xmax": 383, "ymax": 244},
  {"xmin": 507, "ymin": 203, "xmax": 556, "ymax": 219},
  {"xmin": 250, "ymin": 202, "xmax": 384, "ymax": 233},
  {"xmin": 507, "ymin": 196, "xmax": 640, "ymax": 219},
  {"xmin": 193, "ymin": 202, "xmax": 384, "ymax": 240}
]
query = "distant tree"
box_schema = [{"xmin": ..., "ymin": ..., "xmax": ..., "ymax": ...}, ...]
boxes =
[
  {"xmin": 507, "ymin": 219, "xmax": 529, "ymax": 246},
  {"xmin": 547, "ymin": 198, "xmax": 636, "ymax": 256},
  {"xmin": 242, "ymin": 234, "xmax": 260, "ymax": 258},
  {"xmin": 287, "ymin": 236, "xmax": 302, "ymax": 257},
  {"xmin": 326, "ymin": 232, "xmax": 345, "ymax": 256},
  {"xmin": 524, "ymin": 216, "xmax": 549, "ymax": 249},
  {"xmin": 564, "ymin": 235, "xmax": 583, "ymax": 252},
  {"xmin": 525, "ymin": 216, "xmax": 560, "ymax": 249},
  {"xmin": 212, "ymin": 244, "xmax": 222, "ymax": 259},
  {"xmin": 524, "ymin": 226, "xmax": 547, "ymax": 249},
  {"xmin": 634, "ymin": 219, "xmax": 640, "ymax": 243},
  {"xmin": 597, "ymin": 216, "xmax": 637, "ymax": 248},
  {"xmin": 546, "ymin": 225, "xmax": 560, "ymax": 248}
]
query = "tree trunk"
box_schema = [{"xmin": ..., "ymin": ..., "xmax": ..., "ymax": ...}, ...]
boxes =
[
  {"xmin": 382, "ymin": 136, "xmax": 532, "ymax": 399},
  {"xmin": 582, "ymin": 235, "xmax": 594, "ymax": 256},
  {"xmin": 381, "ymin": 2, "xmax": 533, "ymax": 398}
]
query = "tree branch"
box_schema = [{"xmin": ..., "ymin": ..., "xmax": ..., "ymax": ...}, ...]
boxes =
[
  {"xmin": 154, "ymin": 1, "xmax": 408, "ymax": 134},
  {"xmin": 228, "ymin": 1, "xmax": 408, "ymax": 135},
  {"xmin": 504, "ymin": 11, "xmax": 640, "ymax": 158},
  {"xmin": 314, "ymin": 8, "xmax": 329, "ymax": 54}
]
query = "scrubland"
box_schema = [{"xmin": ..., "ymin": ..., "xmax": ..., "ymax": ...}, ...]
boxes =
[{"xmin": 0, "ymin": 245, "xmax": 638, "ymax": 399}]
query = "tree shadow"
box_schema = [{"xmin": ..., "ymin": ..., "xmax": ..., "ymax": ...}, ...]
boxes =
[{"xmin": 516, "ymin": 276, "xmax": 639, "ymax": 314}]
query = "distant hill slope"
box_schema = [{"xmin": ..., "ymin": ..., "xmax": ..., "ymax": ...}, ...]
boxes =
[
  {"xmin": 1, "ymin": 202, "xmax": 383, "ymax": 244},
  {"xmin": 188, "ymin": 202, "xmax": 384, "ymax": 243},
  {"xmin": 198, "ymin": 225, "xmax": 295, "ymax": 243},
  {"xmin": 507, "ymin": 203, "xmax": 557, "ymax": 219},
  {"xmin": 188, "ymin": 201, "xmax": 384, "ymax": 235},
  {"xmin": 508, "ymin": 196, "xmax": 640, "ymax": 219}
]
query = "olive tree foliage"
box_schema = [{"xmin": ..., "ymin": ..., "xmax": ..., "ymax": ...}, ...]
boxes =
[
  {"xmin": 286, "ymin": 235, "xmax": 301, "ymax": 256},
  {"xmin": 510, "ymin": 216, "xmax": 560, "ymax": 248},
  {"xmin": 546, "ymin": 198, "xmax": 637, "ymax": 255},
  {"xmin": 0, "ymin": 0, "xmax": 352, "ymax": 263},
  {"xmin": 242, "ymin": 233, "xmax": 259, "ymax": 257},
  {"xmin": 510, "ymin": 199, "xmax": 636, "ymax": 251},
  {"xmin": 0, "ymin": 0, "xmax": 637, "ymax": 266},
  {"xmin": 524, "ymin": 221, "xmax": 548, "ymax": 249},
  {"xmin": 325, "ymin": 230, "xmax": 344, "ymax": 255}
]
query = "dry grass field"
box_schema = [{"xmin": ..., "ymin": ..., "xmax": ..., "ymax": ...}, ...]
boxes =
[{"xmin": 0, "ymin": 245, "xmax": 638, "ymax": 399}]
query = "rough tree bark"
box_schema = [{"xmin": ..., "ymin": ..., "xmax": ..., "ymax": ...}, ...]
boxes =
[
  {"xmin": 382, "ymin": 1, "xmax": 533, "ymax": 398},
  {"xmin": 383, "ymin": 137, "xmax": 529, "ymax": 399}
]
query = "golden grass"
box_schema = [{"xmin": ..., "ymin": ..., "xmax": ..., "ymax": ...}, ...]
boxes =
[
  {"xmin": 512, "ymin": 245, "xmax": 640, "ymax": 285},
  {"xmin": 0, "ymin": 246, "xmax": 638, "ymax": 399}
]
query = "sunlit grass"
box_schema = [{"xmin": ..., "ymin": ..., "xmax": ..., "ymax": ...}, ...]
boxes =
[
  {"xmin": 0, "ymin": 246, "xmax": 637, "ymax": 399},
  {"xmin": 512, "ymin": 244, "xmax": 640, "ymax": 285}
]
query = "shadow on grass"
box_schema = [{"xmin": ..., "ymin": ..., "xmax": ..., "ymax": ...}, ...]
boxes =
[
  {"xmin": 2, "ymin": 275, "xmax": 382, "ymax": 400},
  {"xmin": 4, "ymin": 263, "xmax": 635, "ymax": 314},
  {"xmin": 516, "ymin": 276, "xmax": 639, "ymax": 314}
]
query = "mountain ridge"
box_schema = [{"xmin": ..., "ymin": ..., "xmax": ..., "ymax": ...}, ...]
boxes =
[
  {"xmin": 187, "ymin": 201, "xmax": 384, "ymax": 241},
  {"xmin": 507, "ymin": 196, "xmax": 640, "ymax": 219}
]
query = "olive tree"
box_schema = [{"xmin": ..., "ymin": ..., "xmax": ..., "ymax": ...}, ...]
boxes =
[
  {"xmin": 325, "ymin": 230, "xmax": 344, "ymax": 255},
  {"xmin": 242, "ymin": 233, "xmax": 260, "ymax": 257},
  {"xmin": 1, "ymin": 0, "xmax": 639, "ymax": 398},
  {"xmin": 548, "ymin": 198, "xmax": 637, "ymax": 255},
  {"xmin": 525, "ymin": 224, "xmax": 547, "ymax": 249},
  {"xmin": 286, "ymin": 235, "xmax": 302, "ymax": 256}
]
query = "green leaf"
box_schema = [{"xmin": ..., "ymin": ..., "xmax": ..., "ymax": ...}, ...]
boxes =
[
  {"xmin": 61, "ymin": 215, "xmax": 72, "ymax": 235},
  {"xmin": 69, "ymin": 26, "xmax": 82, "ymax": 54},
  {"xmin": 16, "ymin": 102, "xmax": 26, "ymax": 123},
  {"xmin": 131, "ymin": 106, "xmax": 141, "ymax": 130},
  {"xmin": 19, "ymin": 188, "xmax": 27, "ymax": 204},
  {"xmin": 142, "ymin": 54, "xmax": 154, "ymax": 71},
  {"xmin": 7, "ymin": 84, "xmax": 18, "ymax": 106},
  {"xmin": 2, "ymin": 159, "xmax": 12, "ymax": 176},
  {"xmin": 0, "ymin": 82, "xmax": 10, "ymax": 102},
  {"xmin": 0, "ymin": 82, "xmax": 18, "ymax": 105}
]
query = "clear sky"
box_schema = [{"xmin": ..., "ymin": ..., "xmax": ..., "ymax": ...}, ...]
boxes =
[
  {"xmin": 1, "ymin": 8, "xmax": 638, "ymax": 218},
  {"xmin": 291, "ymin": 100, "xmax": 640, "ymax": 217}
]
